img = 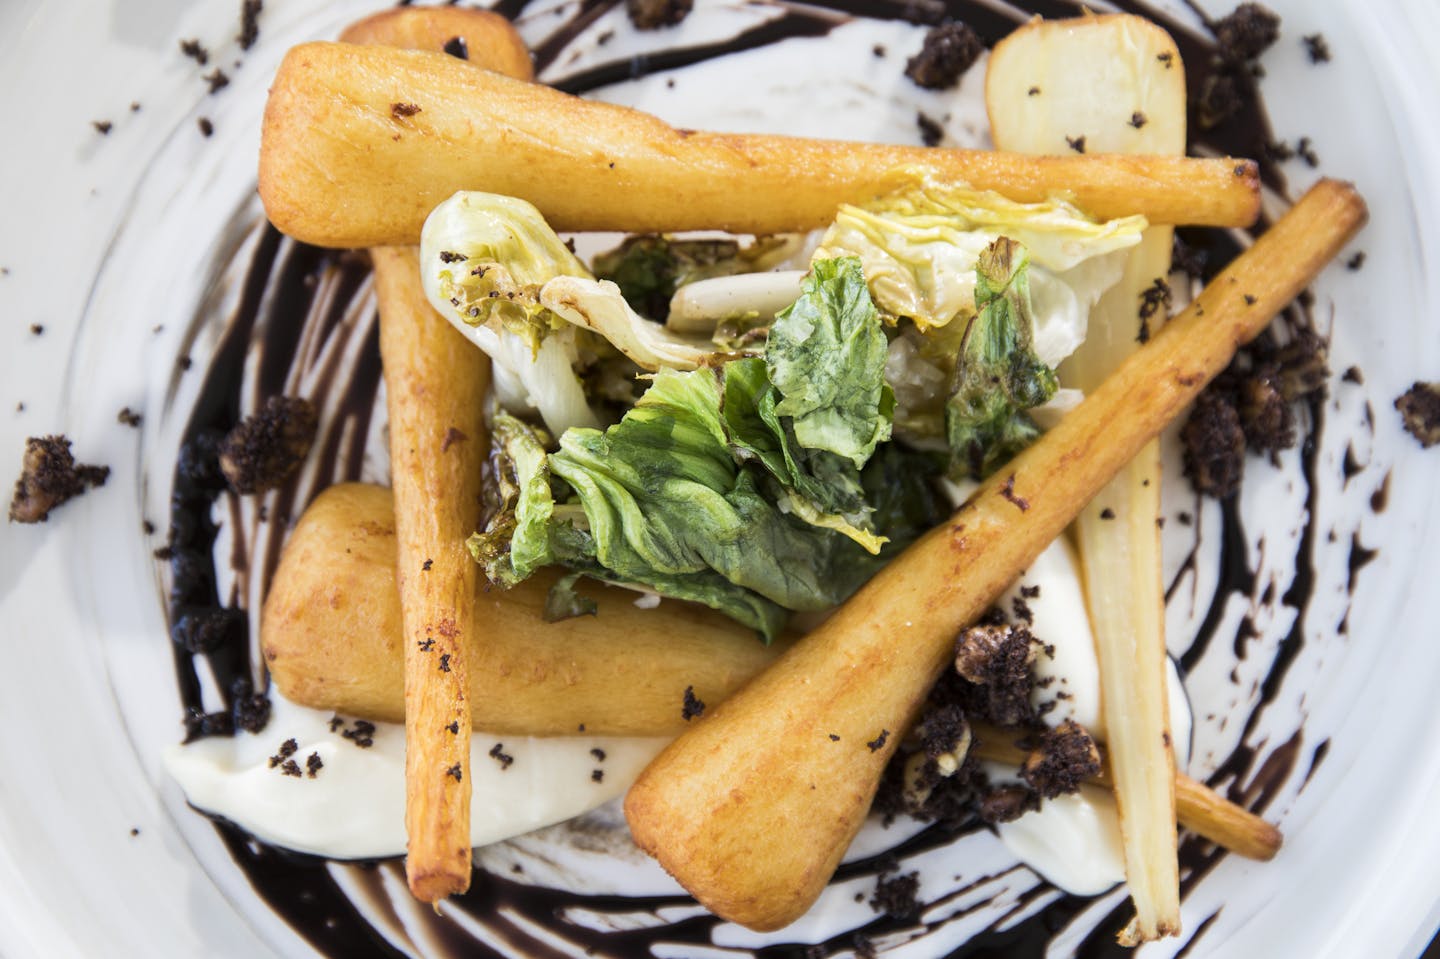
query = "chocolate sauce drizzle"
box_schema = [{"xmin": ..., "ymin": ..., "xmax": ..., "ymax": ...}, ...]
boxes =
[{"xmin": 153, "ymin": 1, "xmax": 1345, "ymax": 956}]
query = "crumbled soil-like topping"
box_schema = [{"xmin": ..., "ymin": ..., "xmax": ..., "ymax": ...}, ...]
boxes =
[
  {"xmin": 93, "ymin": 120, "xmax": 113, "ymax": 135},
  {"xmin": 341, "ymin": 719, "xmax": 376, "ymax": 748},
  {"xmin": 1172, "ymin": 233, "xmax": 1209, "ymax": 281},
  {"xmin": 1021, "ymin": 720, "xmax": 1101, "ymax": 799},
  {"xmin": 916, "ymin": 111, "xmax": 943, "ymax": 147},
  {"xmin": 117, "ymin": 407, "xmax": 142, "ymax": 428},
  {"xmin": 1347, "ymin": 252, "xmax": 1366, "ymax": 271},
  {"xmin": 591, "ymin": 768, "xmax": 604, "ymax": 783},
  {"xmin": 218, "ymin": 395, "xmax": 317, "ymax": 494},
  {"xmin": 170, "ymin": 607, "xmax": 245, "ymax": 654},
  {"xmin": 998, "ymin": 474, "xmax": 1028, "ymax": 511},
  {"xmin": 919, "ymin": 703, "xmax": 968, "ymax": 763},
  {"xmin": 197, "ymin": 117, "xmax": 214, "ymax": 138},
  {"xmin": 489, "ymin": 743, "xmax": 515, "ymax": 769},
  {"xmin": 437, "ymin": 653, "xmax": 451, "ymax": 673},
  {"xmin": 9, "ymin": 435, "xmax": 110, "ymax": 523},
  {"xmin": 904, "ymin": 22, "xmax": 983, "ymax": 90},
  {"xmin": 280, "ymin": 759, "xmax": 303, "ymax": 777},
  {"xmin": 1196, "ymin": 70, "xmax": 1246, "ymax": 130},
  {"xmin": 1396, "ymin": 382, "xmax": 1440, "ymax": 448},
  {"xmin": 232, "ymin": 690, "xmax": 271, "ymax": 735},
  {"xmin": 682, "ymin": 685, "xmax": 705, "ymax": 721},
  {"xmin": 1065, "ymin": 135, "xmax": 1086, "ymax": 154},
  {"xmin": 391, "ymin": 102, "xmax": 421, "ymax": 119},
  {"xmin": 204, "ymin": 68, "xmax": 230, "ymax": 94},
  {"xmin": 447, "ymin": 763, "xmax": 463, "ymax": 782},
  {"xmin": 1214, "ymin": 3, "xmax": 1281, "ymax": 63},
  {"xmin": 1130, "ymin": 111, "xmax": 1148, "ymax": 129},
  {"xmin": 305, "ymin": 753, "xmax": 323, "ymax": 778},
  {"xmin": 1236, "ymin": 362, "xmax": 1296, "ymax": 451},
  {"xmin": 1010, "ymin": 594, "xmax": 1033, "ymax": 624},
  {"xmin": 954, "ymin": 623, "xmax": 1038, "ymax": 728},
  {"xmin": 1271, "ymin": 330, "xmax": 1329, "ymax": 400},
  {"xmin": 590, "ymin": 747, "xmax": 606, "ymax": 761},
  {"xmin": 870, "ymin": 871, "xmax": 922, "ymax": 920},
  {"xmin": 1182, "ymin": 391, "xmax": 1246, "ymax": 498},
  {"xmin": 444, "ymin": 36, "xmax": 469, "ymax": 60},
  {"xmin": 438, "ymin": 250, "xmax": 467, "ymax": 263},
  {"xmin": 1303, "ymin": 33, "xmax": 1331, "ymax": 63},
  {"xmin": 978, "ymin": 784, "xmax": 1039, "ymax": 824},
  {"xmin": 238, "ymin": 0, "xmax": 263, "ymax": 51},
  {"xmin": 626, "ymin": 0, "xmax": 693, "ymax": 31},
  {"xmin": 1139, "ymin": 276, "xmax": 1172, "ymax": 324},
  {"xmin": 867, "ymin": 729, "xmax": 890, "ymax": 752},
  {"xmin": 29, "ymin": 323, "xmax": 43, "ymax": 335},
  {"xmin": 180, "ymin": 38, "xmax": 209, "ymax": 66}
]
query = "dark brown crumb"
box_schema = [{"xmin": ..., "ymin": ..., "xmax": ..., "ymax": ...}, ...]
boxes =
[
  {"xmin": 1196, "ymin": 69, "xmax": 1249, "ymax": 130},
  {"xmin": 682, "ymin": 685, "xmax": 705, "ymax": 721},
  {"xmin": 438, "ymin": 250, "xmax": 467, "ymax": 263},
  {"xmin": 1099, "ymin": 507, "xmax": 1115, "ymax": 520},
  {"xmin": 625, "ymin": 0, "xmax": 693, "ymax": 30},
  {"xmin": 1019, "ymin": 584, "xmax": 1040, "ymax": 599},
  {"xmin": 916, "ymin": 111, "xmax": 944, "ymax": 147},
  {"xmin": 1010, "ymin": 595, "xmax": 1033, "ymax": 624},
  {"xmin": 29, "ymin": 323, "xmax": 43, "ymax": 335},
  {"xmin": 130, "ymin": 102, "xmax": 141, "ymax": 112},
  {"xmin": 829, "ymin": 733, "xmax": 841, "ymax": 741},
  {"xmin": 9, "ymin": 435, "xmax": 110, "ymax": 523},
  {"xmin": 278, "ymin": 738, "xmax": 298, "ymax": 758},
  {"xmin": 446, "ymin": 763, "xmax": 464, "ymax": 782},
  {"xmin": 867, "ymin": 729, "xmax": 890, "ymax": 752},
  {"xmin": 280, "ymin": 759, "xmax": 302, "ymax": 777},
  {"xmin": 117, "ymin": 407, "xmax": 142, "ymax": 428},
  {"xmin": 391, "ymin": 102, "xmax": 422, "ymax": 119},
  {"xmin": 1172, "ymin": 233, "xmax": 1208, "ymax": 281},
  {"xmin": 954, "ymin": 623, "xmax": 1038, "ymax": 728},
  {"xmin": 328, "ymin": 715, "xmax": 345, "ymax": 732},
  {"xmin": 306, "ymin": 752, "xmax": 323, "ymax": 778},
  {"xmin": 417, "ymin": 637, "xmax": 435, "ymax": 652},
  {"xmin": 853, "ymin": 933, "xmax": 877, "ymax": 959},
  {"xmin": 1138, "ymin": 276, "xmax": 1172, "ymax": 340},
  {"xmin": 999, "ymin": 474, "xmax": 1028, "ymax": 511},
  {"xmin": 1273, "ymin": 331, "xmax": 1329, "ymax": 400},
  {"xmin": 180, "ymin": 38, "xmax": 210, "ymax": 66},
  {"xmin": 1027, "ymin": 86, "xmax": 1040, "ymax": 96},
  {"xmin": 872, "ymin": 44, "xmax": 887, "ymax": 58},
  {"xmin": 92, "ymin": 120, "xmax": 113, "ymax": 135},
  {"xmin": 441, "ymin": 427, "xmax": 468, "ymax": 452},
  {"xmin": 1021, "ymin": 720, "xmax": 1101, "ymax": 799},
  {"xmin": 1214, "ymin": 3, "xmax": 1281, "ymax": 63},
  {"xmin": 142, "ymin": 519, "xmax": 155, "ymax": 535},
  {"xmin": 183, "ymin": 708, "xmax": 235, "ymax": 742},
  {"xmin": 591, "ymin": 768, "xmax": 605, "ymax": 783},
  {"xmin": 1265, "ymin": 138, "xmax": 1296, "ymax": 163},
  {"xmin": 597, "ymin": 29, "xmax": 615, "ymax": 45},
  {"xmin": 14, "ymin": 403, "xmax": 22, "ymax": 413},
  {"xmin": 1065, "ymin": 135, "xmax": 1086, "ymax": 154},
  {"xmin": 232, "ymin": 685, "xmax": 271, "ymax": 734},
  {"xmin": 197, "ymin": 117, "xmax": 214, "ymax": 137},
  {"xmin": 1236, "ymin": 363, "xmax": 1296, "ymax": 451},
  {"xmin": 590, "ymin": 747, "xmax": 606, "ymax": 761},
  {"xmin": 870, "ymin": 870, "xmax": 921, "ymax": 920},
  {"xmin": 341, "ymin": 720, "xmax": 375, "ymax": 748},
  {"xmin": 203, "ymin": 68, "xmax": 230, "ymax": 94},
  {"xmin": 1396, "ymin": 382, "xmax": 1440, "ymax": 448},
  {"xmin": 1157, "ymin": 51, "xmax": 1174, "ymax": 68},
  {"xmin": 444, "ymin": 36, "xmax": 469, "ymax": 60},
  {"xmin": 1342, "ymin": 366, "xmax": 1364, "ymax": 385},
  {"xmin": 904, "ymin": 22, "xmax": 984, "ymax": 90},
  {"xmin": 238, "ymin": 0, "xmax": 263, "ymax": 50},
  {"xmin": 438, "ymin": 653, "xmax": 451, "ymax": 672},
  {"xmin": 978, "ymin": 784, "xmax": 1039, "ymax": 824},
  {"xmin": 1302, "ymin": 33, "xmax": 1331, "ymax": 64},
  {"xmin": 1129, "ymin": 111, "xmax": 1148, "ymax": 129},
  {"xmin": 1295, "ymin": 136, "xmax": 1319, "ymax": 168},
  {"xmin": 130, "ymin": 828, "xmax": 140, "ymax": 837},
  {"xmin": 1346, "ymin": 251, "xmax": 1366, "ymax": 271},
  {"xmin": 489, "ymin": 742, "xmax": 515, "ymax": 769},
  {"xmin": 1182, "ymin": 391, "xmax": 1246, "ymax": 498},
  {"xmin": 218, "ymin": 395, "xmax": 317, "ymax": 494}
]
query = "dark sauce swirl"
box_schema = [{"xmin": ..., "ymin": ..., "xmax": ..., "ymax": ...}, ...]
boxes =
[{"xmin": 156, "ymin": 1, "xmax": 1331, "ymax": 955}]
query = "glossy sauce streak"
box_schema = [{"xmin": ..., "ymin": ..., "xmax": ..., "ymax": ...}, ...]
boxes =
[{"xmin": 156, "ymin": 1, "xmax": 1340, "ymax": 955}]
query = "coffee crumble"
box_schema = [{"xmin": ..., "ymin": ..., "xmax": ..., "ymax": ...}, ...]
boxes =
[
  {"xmin": 916, "ymin": 112, "xmax": 944, "ymax": 147},
  {"xmin": 280, "ymin": 759, "xmax": 302, "ymax": 778},
  {"xmin": 204, "ymin": 68, "xmax": 230, "ymax": 94},
  {"xmin": 92, "ymin": 120, "xmax": 113, "ymax": 135},
  {"xmin": 1021, "ymin": 720, "xmax": 1100, "ymax": 798},
  {"xmin": 9, "ymin": 435, "xmax": 109, "ymax": 523},
  {"xmin": 590, "ymin": 747, "xmax": 606, "ymax": 761},
  {"xmin": 306, "ymin": 753, "xmax": 323, "ymax": 778},
  {"xmin": 238, "ymin": 0, "xmax": 263, "ymax": 50},
  {"xmin": 1396, "ymin": 382, "xmax": 1440, "ymax": 448},
  {"xmin": 870, "ymin": 870, "xmax": 921, "ymax": 920},
  {"xmin": 447, "ymin": 763, "xmax": 464, "ymax": 782},
  {"xmin": 218, "ymin": 395, "xmax": 317, "ymax": 493},
  {"xmin": 904, "ymin": 22, "xmax": 984, "ymax": 90},
  {"xmin": 867, "ymin": 729, "xmax": 890, "ymax": 752},
  {"xmin": 197, "ymin": 118, "xmax": 214, "ymax": 138},
  {"xmin": 29, "ymin": 324, "xmax": 43, "ymax": 336},
  {"xmin": 489, "ymin": 743, "xmax": 514, "ymax": 769},
  {"xmin": 999, "ymin": 474, "xmax": 1028, "ymax": 511},
  {"xmin": 1346, "ymin": 252, "xmax": 1366, "ymax": 271},
  {"xmin": 391, "ymin": 102, "xmax": 422, "ymax": 119},
  {"xmin": 591, "ymin": 768, "xmax": 604, "ymax": 783},
  {"xmin": 1213, "ymin": 3, "xmax": 1281, "ymax": 63},
  {"xmin": 1065, "ymin": 135, "xmax": 1086, "ymax": 154},
  {"xmin": 180, "ymin": 38, "xmax": 210, "ymax": 66},
  {"xmin": 1182, "ymin": 391, "xmax": 1245, "ymax": 498},
  {"xmin": 1129, "ymin": 111, "xmax": 1148, "ymax": 129},
  {"xmin": 438, "ymin": 653, "xmax": 451, "ymax": 672},
  {"xmin": 682, "ymin": 685, "xmax": 705, "ymax": 721},
  {"xmin": 117, "ymin": 407, "xmax": 142, "ymax": 428},
  {"xmin": 422, "ymin": 558, "xmax": 433, "ymax": 571},
  {"xmin": 1302, "ymin": 33, "xmax": 1331, "ymax": 64}
]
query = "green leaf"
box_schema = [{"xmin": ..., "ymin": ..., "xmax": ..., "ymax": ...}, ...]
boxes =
[
  {"xmin": 766, "ymin": 258, "xmax": 893, "ymax": 468},
  {"xmin": 945, "ymin": 238, "xmax": 1060, "ymax": 479}
]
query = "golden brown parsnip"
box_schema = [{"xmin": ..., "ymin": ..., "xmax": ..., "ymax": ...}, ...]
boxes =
[
  {"xmin": 260, "ymin": 483, "xmax": 787, "ymax": 735},
  {"xmin": 623, "ymin": 180, "xmax": 1366, "ymax": 932},
  {"xmin": 258, "ymin": 42, "xmax": 1261, "ymax": 249},
  {"xmin": 344, "ymin": 8, "xmax": 533, "ymax": 903}
]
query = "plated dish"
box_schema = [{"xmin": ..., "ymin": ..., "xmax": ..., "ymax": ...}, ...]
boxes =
[{"xmin": 2, "ymin": 0, "xmax": 1439, "ymax": 957}]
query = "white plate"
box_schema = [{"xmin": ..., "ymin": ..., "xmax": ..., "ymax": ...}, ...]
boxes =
[{"xmin": 1, "ymin": 0, "xmax": 1439, "ymax": 957}]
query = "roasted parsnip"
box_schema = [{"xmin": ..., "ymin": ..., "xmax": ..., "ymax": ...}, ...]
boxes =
[
  {"xmin": 988, "ymin": 15, "xmax": 1185, "ymax": 943},
  {"xmin": 258, "ymin": 42, "xmax": 1261, "ymax": 249}
]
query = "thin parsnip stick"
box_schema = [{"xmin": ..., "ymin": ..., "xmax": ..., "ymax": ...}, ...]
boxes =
[
  {"xmin": 257, "ymin": 42, "xmax": 1261, "ymax": 249},
  {"xmin": 261, "ymin": 483, "xmax": 787, "ymax": 735},
  {"xmin": 339, "ymin": 7, "xmax": 534, "ymax": 81},
  {"xmin": 968, "ymin": 725, "xmax": 1282, "ymax": 862},
  {"xmin": 623, "ymin": 180, "xmax": 1366, "ymax": 932},
  {"xmin": 988, "ymin": 15, "xmax": 1185, "ymax": 943},
  {"xmin": 352, "ymin": 9, "xmax": 535, "ymax": 904},
  {"xmin": 375, "ymin": 246, "xmax": 488, "ymax": 901}
]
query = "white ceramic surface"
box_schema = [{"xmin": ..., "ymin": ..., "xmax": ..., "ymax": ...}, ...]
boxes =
[{"xmin": 1, "ymin": 1, "xmax": 1438, "ymax": 957}]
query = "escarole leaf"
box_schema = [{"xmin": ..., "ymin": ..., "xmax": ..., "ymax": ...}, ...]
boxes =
[
  {"xmin": 468, "ymin": 413, "xmax": 575, "ymax": 586},
  {"xmin": 766, "ymin": 258, "xmax": 894, "ymax": 468},
  {"xmin": 946, "ymin": 237, "xmax": 1059, "ymax": 479},
  {"xmin": 539, "ymin": 276, "xmax": 731, "ymax": 372},
  {"xmin": 592, "ymin": 234, "xmax": 806, "ymax": 320},
  {"xmin": 420, "ymin": 191, "xmax": 592, "ymax": 352},
  {"xmin": 816, "ymin": 169, "xmax": 1144, "ymax": 334}
]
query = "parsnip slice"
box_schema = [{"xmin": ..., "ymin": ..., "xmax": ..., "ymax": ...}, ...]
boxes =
[{"xmin": 988, "ymin": 14, "xmax": 1185, "ymax": 943}]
